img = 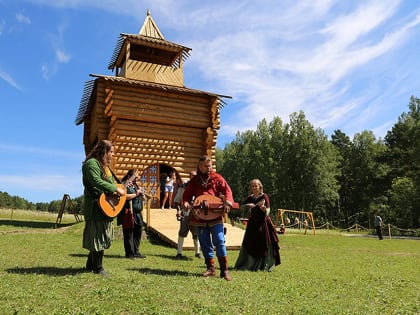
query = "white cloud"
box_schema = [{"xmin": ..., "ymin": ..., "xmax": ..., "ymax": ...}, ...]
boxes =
[
  {"xmin": 18, "ymin": 0, "xmax": 420, "ymax": 141},
  {"xmin": 20, "ymin": 0, "xmax": 162, "ymax": 17},
  {"xmin": 0, "ymin": 142, "xmax": 83, "ymax": 159},
  {"xmin": 56, "ymin": 49, "xmax": 71, "ymax": 63},
  {"xmin": 0, "ymin": 174, "xmax": 80, "ymax": 192},
  {"xmin": 15, "ymin": 12, "xmax": 31, "ymax": 24},
  {"xmin": 0, "ymin": 143, "xmax": 84, "ymax": 201},
  {"xmin": 174, "ymin": 1, "xmax": 420, "ymax": 142},
  {"xmin": 41, "ymin": 63, "xmax": 55, "ymax": 80},
  {"xmin": 0, "ymin": 69, "xmax": 21, "ymax": 90},
  {"xmin": 0, "ymin": 174, "xmax": 83, "ymax": 203},
  {"xmin": 42, "ymin": 21, "xmax": 72, "ymax": 80}
]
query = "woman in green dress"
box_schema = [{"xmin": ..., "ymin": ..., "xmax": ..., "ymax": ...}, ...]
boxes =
[{"xmin": 82, "ymin": 140, "xmax": 125, "ymax": 276}]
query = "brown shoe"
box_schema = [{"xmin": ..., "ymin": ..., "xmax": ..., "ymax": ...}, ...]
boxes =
[
  {"xmin": 203, "ymin": 266, "xmax": 216, "ymax": 277},
  {"xmin": 218, "ymin": 256, "xmax": 232, "ymax": 281},
  {"xmin": 221, "ymin": 270, "xmax": 232, "ymax": 281},
  {"xmin": 203, "ymin": 258, "xmax": 216, "ymax": 277}
]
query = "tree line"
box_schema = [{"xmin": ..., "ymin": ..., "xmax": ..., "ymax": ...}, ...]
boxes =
[
  {"xmin": 0, "ymin": 191, "xmax": 83, "ymax": 214},
  {"xmin": 216, "ymin": 96, "xmax": 420, "ymax": 230}
]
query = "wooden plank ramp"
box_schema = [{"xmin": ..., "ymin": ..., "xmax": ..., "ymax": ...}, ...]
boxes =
[{"xmin": 144, "ymin": 208, "xmax": 245, "ymax": 250}]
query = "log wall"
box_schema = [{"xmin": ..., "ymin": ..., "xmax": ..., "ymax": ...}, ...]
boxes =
[{"xmin": 83, "ymin": 77, "xmax": 221, "ymax": 187}]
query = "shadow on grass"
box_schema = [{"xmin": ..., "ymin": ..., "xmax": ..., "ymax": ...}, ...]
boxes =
[
  {"xmin": 0, "ymin": 219, "xmax": 74, "ymax": 229},
  {"xmin": 69, "ymin": 253, "xmax": 125, "ymax": 259},
  {"xmin": 6, "ymin": 266, "xmax": 88, "ymax": 276},
  {"xmin": 147, "ymin": 232, "xmax": 173, "ymax": 248},
  {"xmin": 144, "ymin": 253, "xmax": 196, "ymax": 261},
  {"xmin": 6, "ymin": 265, "xmax": 198, "ymax": 277},
  {"xmin": 68, "ymin": 253, "xmax": 88, "ymax": 258},
  {"xmin": 129, "ymin": 267, "xmax": 195, "ymax": 277},
  {"xmin": 69, "ymin": 252, "xmax": 198, "ymax": 262}
]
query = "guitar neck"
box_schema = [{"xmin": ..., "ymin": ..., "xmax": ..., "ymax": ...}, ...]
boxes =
[
  {"xmin": 121, "ymin": 170, "xmax": 155, "ymax": 200},
  {"xmin": 123, "ymin": 170, "xmax": 138, "ymax": 187}
]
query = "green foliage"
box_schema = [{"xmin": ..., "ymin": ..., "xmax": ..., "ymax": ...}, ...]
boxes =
[
  {"xmin": 333, "ymin": 130, "xmax": 389, "ymax": 226},
  {"xmin": 218, "ymin": 97, "xmax": 420, "ymax": 229},
  {"xmin": 219, "ymin": 111, "xmax": 341, "ymax": 225},
  {"xmin": 388, "ymin": 177, "xmax": 416, "ymax": 227},
  {"xmin": 385, "ymin": 96, "xmax": 420, "ymax": 227},
  {"xmin": 0, "ymin": 211, "xmax": 419, "ymax": 315},
  {"xmin": 0, "ymin": 191, "xmax": 34, "ymax": 210}
]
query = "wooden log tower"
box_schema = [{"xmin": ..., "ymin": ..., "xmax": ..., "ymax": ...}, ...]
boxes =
[{"xmin": 75, "ymin": 10, "xmax": 231, "ymax": 208}]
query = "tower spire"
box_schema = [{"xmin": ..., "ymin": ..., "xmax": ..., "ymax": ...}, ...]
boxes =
[{"xmin": 139, "ymin": 10, "xmax": 164, "ymax": 39}]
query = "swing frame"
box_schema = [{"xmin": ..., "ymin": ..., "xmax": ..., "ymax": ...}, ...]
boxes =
[{"xmin": 276, "ymin": 209, "xmax": 316, "ymax": 235}]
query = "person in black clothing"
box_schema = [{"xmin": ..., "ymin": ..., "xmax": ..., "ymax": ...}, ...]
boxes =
[
  {"xmin": 374, "ymin": 212, "xmax": 384, "ymax": 240},
  {"xmin": 117, "ymin": 169, "xmax": 146, "ymax": 259},
  {"xmin": 234, "ymin": 178, "xmax": 281, "ymax": 271}
]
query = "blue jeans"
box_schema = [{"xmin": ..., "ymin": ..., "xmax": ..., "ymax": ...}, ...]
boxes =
[{"xmin": 197, "ymin": 224, "xmax": 226, "ymax": 258}]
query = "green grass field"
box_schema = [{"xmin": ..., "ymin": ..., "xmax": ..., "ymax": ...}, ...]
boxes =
[{"xmin": 0, "ymin": 209, "xmax": 419, "ymax": 315}]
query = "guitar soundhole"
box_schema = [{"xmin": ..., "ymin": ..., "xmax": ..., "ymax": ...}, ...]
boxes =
[{"xmin": 107, "ymin": 195, "xmax": 120, "ymax": 211}]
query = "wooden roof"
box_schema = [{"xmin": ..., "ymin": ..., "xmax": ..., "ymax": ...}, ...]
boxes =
[
  {"xmin": 75, "ymin": 75, "xmax": 230, "ymax": 126},
  {"xmin": 108, "ymin": 10, "xmax": 191, "ymax": 71}
]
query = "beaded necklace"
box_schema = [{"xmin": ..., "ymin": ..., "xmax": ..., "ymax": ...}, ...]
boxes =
[{"xmin": 199, "ymin": 174, "xmax": 210, "ymax": 188}]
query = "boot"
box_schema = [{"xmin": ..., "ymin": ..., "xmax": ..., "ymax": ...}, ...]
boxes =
[
  {"xmin": 218, "ymin": 256, "xmax": 232, "ymax": 281},
  {"xmin": 203, "ymin": 258, "xmax": 216, "ymax": 277},
  {"xmin": 193, "ymin": 238, "xmax": 201, "ymax": 258},
  {"xmin": 176, "ymin": 236, "xmax": 185, "ymax": 258},
  {"xmin": 85, "ymin": 251, "xmax": 93, "ymax": 271},
  {"xmin": 134, "ymin": 231, "xmax": 141, "ymax": 256},
  {"xmin": 92, "ymin": 250, "xmax": 108, "ymax": 277}
]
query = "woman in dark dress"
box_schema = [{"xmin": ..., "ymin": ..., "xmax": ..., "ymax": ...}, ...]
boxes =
[
  {"xmin": 234, "ymin": 179, "xmax": 281, "ymax": 271},
  {"xmin": 117, "ymin": 169, "xmax": 146, "ymax": 259}
]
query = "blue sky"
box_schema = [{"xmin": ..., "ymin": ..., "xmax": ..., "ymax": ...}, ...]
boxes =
[{"xmin": 1, "ymin": 0, "xmax": 420, "ymax": 203}]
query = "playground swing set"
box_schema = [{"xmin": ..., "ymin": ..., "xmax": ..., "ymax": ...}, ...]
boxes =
[{"xmin": 276, "ymin": 209, "xmax": 316, "ymax": 235}]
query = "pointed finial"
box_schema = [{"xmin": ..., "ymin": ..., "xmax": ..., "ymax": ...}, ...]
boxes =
[{"xmin": 147, "ymin": 9, "xmax": 151, "ymax": 16}]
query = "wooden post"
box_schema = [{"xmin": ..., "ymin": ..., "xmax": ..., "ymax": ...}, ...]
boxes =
[
  {"xmin": 145, "ymin": 196, "xmax": 152, "ymax": 231},
  {"xmin": 388, "ymin": 223, "xmax": 392, "ymax": 239}
]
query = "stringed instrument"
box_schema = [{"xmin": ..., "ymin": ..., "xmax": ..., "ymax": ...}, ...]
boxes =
[
  {"xmin": 98, "ymin": 183, "xmax": 127, "ymax": 218},
  {"xmin": 191, "ymin": 195, "xmax": 239, "ymax": 221},
  {"xmin": 98, "ymin": 170, "xmax": 138, "ymax": 218}
]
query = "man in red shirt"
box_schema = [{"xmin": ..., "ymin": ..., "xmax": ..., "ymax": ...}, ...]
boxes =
[{"xmin": 182, "ymin": 155, "xmax": 234, "ymax": 281}]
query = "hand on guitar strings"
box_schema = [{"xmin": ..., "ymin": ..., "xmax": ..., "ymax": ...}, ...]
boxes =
[{"xmin": 116, "ymin": 186, "xmax": 126, "ymax": 196}]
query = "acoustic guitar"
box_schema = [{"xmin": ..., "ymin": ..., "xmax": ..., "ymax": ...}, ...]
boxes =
[
  {"xmin": 98, "ymin": 183, "xmax": 127, "ymax": 218},
  {"xmin": 98, "ymin": 170, "xmax": 140, "ymax": 218},
  {"xmin": 192, "ymin": 195, "xmax": 239, "ymax": 221},
  {"xmin": 98, "ymin": 169, "xmax": 154, "ymax": 217}
]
